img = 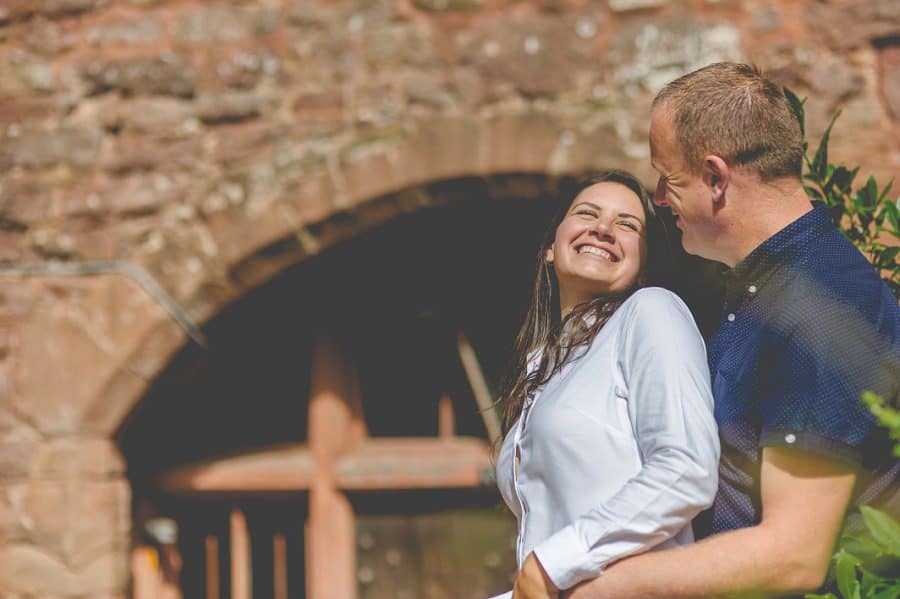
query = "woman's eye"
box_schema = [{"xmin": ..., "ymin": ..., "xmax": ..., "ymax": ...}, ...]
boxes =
[
  {"xmin": 618, "ymin": 221, "xmax": 639, "ymax": 231},
  {"xmin": 575, "ymin": 210, "xmax": 596, "ymax": 217}
]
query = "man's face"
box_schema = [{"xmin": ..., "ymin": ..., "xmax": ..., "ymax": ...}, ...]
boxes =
[{"xmin": 649, "ymin": 107, "xmax": 718, "ymax": 259}]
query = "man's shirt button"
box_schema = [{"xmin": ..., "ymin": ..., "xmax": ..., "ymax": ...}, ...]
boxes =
[
  {"xmin": 748, "ymin": 285, "xmax": 758, "ymax": 294},
  {"xmin": 727, "ymin": 313, "xmax": 736, "ymax": 322},
  {"xmin": 785, "ymin": 433, "xmax": 797, "ymax": 444}
]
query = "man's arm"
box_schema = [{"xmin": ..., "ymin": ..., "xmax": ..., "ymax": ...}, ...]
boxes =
[{"xmin": 564, "ymin": 446, "xmax": 857, "ymax": 598}]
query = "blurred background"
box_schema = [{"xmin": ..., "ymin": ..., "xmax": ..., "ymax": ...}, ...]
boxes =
[{"xmin": 1, "ymin": 0, "xmax": 898, "ymax": 597}]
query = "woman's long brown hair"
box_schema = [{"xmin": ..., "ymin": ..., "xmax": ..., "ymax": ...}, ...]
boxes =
[{"xmin": 497, "ymin": 169, "xmax": 671, "ymax": 434}]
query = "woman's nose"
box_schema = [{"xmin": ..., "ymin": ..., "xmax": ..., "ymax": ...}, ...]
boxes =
[{"xmin": 592, "ymin": 218, "xmax": 614, "ymax": 240}]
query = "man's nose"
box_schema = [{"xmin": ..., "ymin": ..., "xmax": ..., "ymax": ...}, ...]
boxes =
[{"xmin": 653, "ymin": 178, "xmax": 669, "ymax": 207}]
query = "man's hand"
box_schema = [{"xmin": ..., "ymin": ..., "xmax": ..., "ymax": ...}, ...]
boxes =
[{"xmin": 513, "ymin": 552, "xmax": 559, "ymax": 599}]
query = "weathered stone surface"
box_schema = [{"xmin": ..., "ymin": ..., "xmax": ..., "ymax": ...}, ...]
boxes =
[
  {"xmin": 0, "ymin": 174, "xmax": 53, "ymax": 227},
  {"xmin": 807, "ymin": 0, "xmax": 900, "ymax": 50},
  {"xmin": 81, "ymin": 53, "xmax": 196, "ymax": 97},
  {"xmin": 0, "ymin": 544, "xmax": 128, "ymax": 595},
  {"xmin": 196, "ymin": 90, "xmax": 270, "ymax": 123},
  {"xmin": 5, "ymin": 478, "xmax": 129, "ymax": 564},
  {"xmin": 609, "ymin": 0, "xmax": 668, "ymax": 12},
  {"xmin": 208, "ymin": 121, "xmax": 282, "ymax": 166},
  {"xmin": 8, "ymin": 276, "xmax": 170, "ymax": 434},
  {"xmin": 363, "ymin": 23, "xmax": 443, "ymax": 70},
  {"xmin": 202, "ymin": 47, "xmax": 281, "ymax": 90},
  {"xmin": 609, "ymin": 17, "xmax": 743, "ymax": 95},
  {"xmin": 0, "ymin": 0, "xmax": 106, "ymax": 21},
  {"xmin": 64, "ymin": 172, "xmax": 189, "ymax": 218},
  {"xmin": 101, "ymin": 133, "xmax": 203, "ymax": 173},
  {"xmin": 413, "ymin": 0, "xmax": 484, "ymax": 11},
  {"xmin": 86, "ymin": 15, "xmax": 163, "ymax": 46},
  {"xmin": 881, "ymin": 45, "xmax": 900, "ymax": 121},
  {"xmin": 16, "ymin": 17, "xmax": 80, "ymax": 55},
  {"xmin": 401, "ymin": 71, "xmax": 454, "ymax": 109},
  {"xmin": 0, "ymin": 49, "xmax": 55, "ymax": 97},
  {"xmin": 457, "ymin": 15, "xmax": 597, "ymax": 97},
  {"xmin": 0, "ymin": 127, "xmax": 102, "ymax": 170},
  {"xmin": 293, "ymin": 89, "xmax": 346, "ymax": 136},
  {"xmin": 807, "ymin": 55, "xmax": 865, "ymax": 111},
  {"xmin": 110, "ymin": 97, "xmax": 195, "ymax": 134},
  {"xmin": 284, "ymin": 0, "xmax": 343, "ymax": 27},
  {"xmin": 171, "ymin": 3, "xmax": 276, "ymax": 46}
]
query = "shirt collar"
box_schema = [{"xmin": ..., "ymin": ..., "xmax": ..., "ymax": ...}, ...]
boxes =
[{"xmin": 722, "ymin": 203, "xmax": 831, "ymax": 310}]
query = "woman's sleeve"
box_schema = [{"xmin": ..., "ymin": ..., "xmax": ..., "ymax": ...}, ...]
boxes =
[{"xmin": 532, "ymin": 288, "xmax": 720, "ymax": 590}]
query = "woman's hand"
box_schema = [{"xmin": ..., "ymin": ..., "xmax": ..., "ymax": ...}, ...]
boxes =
[{"xmin": 513, "ymin": 552, "xmax": 559, "ymax": 599}]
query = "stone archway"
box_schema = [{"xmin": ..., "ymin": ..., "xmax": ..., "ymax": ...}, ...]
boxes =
[{"xmin": 0, "ymin": 111, "xmax": 636, "ymax": 597}]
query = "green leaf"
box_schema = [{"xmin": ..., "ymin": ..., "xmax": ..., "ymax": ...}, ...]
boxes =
[
  {"xmin": 804, "ymin": 594, "xmax": 839, "ymax": 599},
  {"xmin": 861, "ymin": 506, "xmax": 900, "ymax": 557},
  {"xmin": 835, "ymin": 549, "xmax": 862, "ymax": 599},
  {"xmin": 880, "ymin": 246, "xmax": 900, "ymax": 265},
  {"xmin": 831, "ymin": 166, "xmax": 859, "ymax": 195},
  {"xmin": 812, "ymin": 111, "xmax": 842, "ymax": 180},
  {"xmin": 877, "ymin": 178, "xmax": 894, "ymax": 203}
]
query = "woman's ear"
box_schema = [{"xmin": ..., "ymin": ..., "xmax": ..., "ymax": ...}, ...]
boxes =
[{"xmin": 545, "ymin": 245, "xmax": 555, "ymax": 264}]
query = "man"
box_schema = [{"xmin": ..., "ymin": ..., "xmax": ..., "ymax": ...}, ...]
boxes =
[{"xmin": 513, "ymin": 62, "xmax": 899, "ymax": 598}]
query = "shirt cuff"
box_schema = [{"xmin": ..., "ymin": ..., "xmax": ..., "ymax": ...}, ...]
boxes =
[
  {"xmin": 532, "ymin": 525, "xmax": 600, "ymax": 590},
  {"xmin": 760, "ymin": 429, "xmax": 862, "ymax": 466}
]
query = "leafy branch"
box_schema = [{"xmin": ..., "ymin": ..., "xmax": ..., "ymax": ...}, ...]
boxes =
[{"xmin": 784, "ymin": 88, "xmax": 900, "ymax": 296}]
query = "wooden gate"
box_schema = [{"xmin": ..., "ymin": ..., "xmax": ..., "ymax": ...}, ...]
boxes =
[{"xmin": 132, "ymin": 334, "xmax": 515, "ymax": 598}]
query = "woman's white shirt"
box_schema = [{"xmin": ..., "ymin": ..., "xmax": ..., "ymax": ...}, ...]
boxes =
[{"xmin": 495, "ymin": 287, "xmax": 720, "ymax": 591}]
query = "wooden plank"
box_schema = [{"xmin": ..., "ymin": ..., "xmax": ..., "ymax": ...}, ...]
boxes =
[
  {"xmin": 205, "ymin": 534, "xmax": 220, "ymax": 599},
  {"xmin": 273, "ymin": 533, "xmax": 288, "ymax": 599},
  {"xmin": 335, "ymin": 438, "xmax": 493, "ymax": 490},
  {"xmin": 439, "ymin": 393, "xmax": 455, "ymax": 439},
  {"xmin": 156, "ymin": 437, "xmax": 493, "ymax": 493},
  {"xmin": 230, "ymin": 507, "xmax": 252, "ymax": 599},
  {"xmin": 157, "ymin": 444, "xmax": 316, "ymax": 493},
  {"xmin": 132, "ymin": 546, "xmax": 161, "ymax": 599},
  {"xmin": 307, "ymin": 336, "xmax": 357, "ymax": 599},
  {"xmin": 457, "ymin": 330, "xmax": 502, "ymax": 444}
]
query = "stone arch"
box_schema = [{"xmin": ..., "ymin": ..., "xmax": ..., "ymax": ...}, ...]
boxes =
[{"xmin": 73, "ymin": 110, "xmax": 645, "ymax": 437}]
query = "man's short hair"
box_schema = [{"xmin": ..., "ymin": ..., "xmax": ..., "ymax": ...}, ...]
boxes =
[{"xmin": 652, "ymin": 62, "xmax": 803, "ymax": 181}]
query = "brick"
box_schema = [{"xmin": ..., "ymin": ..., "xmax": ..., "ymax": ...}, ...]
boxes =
[
  {"xmin": 1, "ymin": 127, "xmax": 102, "ymax": 170},
  {"xmin": 171, "ymin": 3, "xmax": 276, "ymax": 46},
  {"xmin": 807, "ymin": 0, "xmax": 900, "ymax": 50},
  {"xmin": 196, "ymin": 90, "xmax": 271, "ymax": 123},
  {"xmin": 100, "ymin": 134, "xmax": 203, "ymax": 174},
  {"xmin": 86, "ymin": 15, "xmax": 163, "ymax": 46},
  {"xmin": 81, "ymin": 53, "xmax": 196, "ymax": 97},
  {"xmin": 881, "ymin": 45, "xmax": 900, "ymax": 121},
  {"xmin": 0, "ymin": 50, "xmax": 55, "ymax": 97}
]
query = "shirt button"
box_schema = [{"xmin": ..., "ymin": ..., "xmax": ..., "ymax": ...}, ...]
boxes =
[
  {"xmin": 785, "ymin": 433, "xmax": 796, "ymax": 444},
  {"xmin": 748, "ymin": 285, "xmax": 758, "ymax": 294},
  {"xmin": 727, "ymin": 313, "xmax": 736, "ymax": 322}
]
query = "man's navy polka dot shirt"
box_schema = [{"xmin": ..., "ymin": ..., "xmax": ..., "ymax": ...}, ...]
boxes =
[{"xmin": 705, "ymin": 203, "xmax": 899, "ymax": 535}]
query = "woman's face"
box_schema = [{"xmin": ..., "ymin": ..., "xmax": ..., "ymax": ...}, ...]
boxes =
[{"xmin": 546, "ymin": 181, "xmax": 647, "ymax": 315}]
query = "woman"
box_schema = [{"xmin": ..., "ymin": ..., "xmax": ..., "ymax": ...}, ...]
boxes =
[{"xmin": 490, "ymin": 170, "xmax": 719, "ymax": 599}]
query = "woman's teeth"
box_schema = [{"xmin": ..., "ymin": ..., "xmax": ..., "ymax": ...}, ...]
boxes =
[{"xmin": 579, "ymin": 246, "xmax": 613, "ymax": 260}]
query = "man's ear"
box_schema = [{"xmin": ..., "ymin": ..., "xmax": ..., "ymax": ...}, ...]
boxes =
[
  {"xmin": 704, "ymin": 154, "xmax": 730, "ymax": 204},
  {"xmin": 545, "ymin": 245, "xmax": 555, "ymax": 264}
]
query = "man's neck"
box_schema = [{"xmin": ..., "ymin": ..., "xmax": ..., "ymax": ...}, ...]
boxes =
[{"xmin": 721, "ymin": 179, "xmax": 812, "ymax": 268}]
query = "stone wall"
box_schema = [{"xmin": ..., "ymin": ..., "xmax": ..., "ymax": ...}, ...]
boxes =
[{"xmin": 1, "ymin": 0, "xmax": 898, "ymax": 596}]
